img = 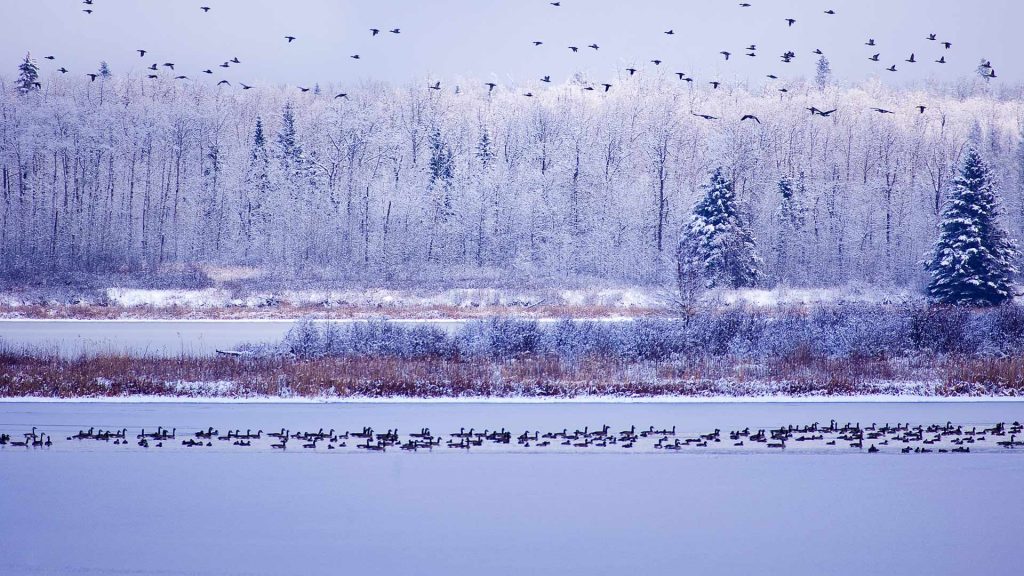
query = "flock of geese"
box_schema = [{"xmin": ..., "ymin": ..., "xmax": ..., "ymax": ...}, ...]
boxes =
[
  {"xmin": 3, "ymin": 420, "xmax": 1023, "ymax": 454},
  {"xmin": 32, "ymin": 1, "xmax": 998, "ymax": 118}
]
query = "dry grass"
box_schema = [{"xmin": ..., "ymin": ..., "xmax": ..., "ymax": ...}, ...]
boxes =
[
  {"xmin": 0, "ymin": 303, "xmax": 663, "ymax": 320},
  {"xmin": 1, "ymin": 349, "xmax": 1020, "ymax": 399}
]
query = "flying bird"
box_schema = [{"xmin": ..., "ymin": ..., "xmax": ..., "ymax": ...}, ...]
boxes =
[
  {"xmin": 869, "ymin": 54, "xmax": 880, "ymax": 62},
  {"xmin": 785, "ymin": 18, "xmax": 796, "ymax": 26},
  {"xmin": 720, "ymin": 51, "xmax": 731, "ymax": 60},
  {"xmin": 692, "ymin": 113, "xmax": 719, "ymax": 120},
  {"xmin": 665, "ymin": 30, "xmax": 675, "ymax": 35},
  {"xmin": 651, "ymin": 59, "xmax": 662, "ymax": 65},
  {"xmin": 588, "ymin": 44, "xmax": 599, "ymax": 50},
  {"xmin": 389, "ymin": 28, "xmax": 400, "ymax": 34},
  {"xmin": 741, "ymin": 114, "xmax": 761, "ymax": 124},
  {"xmin": 935, "ymin": 56, "xmax": 946, "ymax": 64},
  {"xmin": 569, "ymin": 46, "xmax": 579, "ymax": 52},
  {"xmin": 886, "ymin": 64, "xmax": 897, "ymax": 72},
  {"xmin": 926, "ymin": 33, "xmax": 937, "ymax": 41},
  {"xmin": 86, "ymin": 73, "xmax": 98, "ymax": 81},
  {"xmin": 58, "ymin": 67, "xmax": 68, "ymax": 74},
  {"xmin": 350, "ymin": 54, "xmax": 360, "ymax": 59},
  {"xmin": 137, "ymin": 50, "xmax": 147, "ymax": 57},
  {"xmin": 231, "ymin": 57, "xmax": 241, "ymax": 64},
  {"xmin": 916, "ymin": 105, "xmax": 927, "ymax": 113},
  {"xmin": 601, "ymin": 83, "xmax": 612, "ymax": 91},
  {"xmin": 709, "ymin": 81, "xmax": 721, "ymax": 89},
  {"xmin": 533, "ymin": 41, "xmax": 543, "ymax": 46},
  {"xmin": 626, "ymin": 68, "xmax": 638, "ymax": 76},
  {"xmin": 335, "ymin": 93, "xmax": 349, "ymax": 99},
  {"xmin": 429, "ymin": 81, "xmax": 441, "ymax": 90},
  {"xmin": 905, "ymin": 53, "xmax": 916, "ymax": 63},
  {"xmin": 240, "ymin": 83, "xmax": 252, "ymax": 90},
  {"xmin": 541, "ymin": 75, "xmax": 551, "ymax": 82},
  {"xmin": 285, "ymin": 36, "xmax": 297, "ymax": 43},
  {"xmin": 824, "ymin": 9, "xmax": 835, "ymax": 14},
  {"xmin": 941, "ymin": 41, "xmax": 952, "ymax": 49},
  {"xmin": 524, "ymin": 92, "xmax": 534, "ymax": 97},
  {"xmin": 485, "ymin": 82, "xmax": 497, "ymax": 92},
  {"xmin": 201, "ymin": 6, "xmax": 210, "ymax": 12},
  {"xmin": 865, "ymin": 39, "xmax": 876, "ymax": 46},
  {"xmin": 871, "ymin": 107, "xmax": 895, "ymax": 114},
  {"xmin": 202, "ymin": 69, "xmax": 213, "ymax": 74},
  {"xmin": 371, "ymin": 28, "xmax": 380, "ymax": 36},
  {"xmin": 217, "ymin": 80, "xmax": 230, "ymax": 86},
  {"xmin": 44, "ymin": 55, "xmax": 55, "ymax": 60}
]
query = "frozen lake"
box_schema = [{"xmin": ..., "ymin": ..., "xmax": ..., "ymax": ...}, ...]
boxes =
[
  {"xmin": 2, "ymin": 401, "xmax": 1022, "ymax": 576},
  {"xmin": 0, "ymin": 318, "xmax": 478, "ymax": 357}
]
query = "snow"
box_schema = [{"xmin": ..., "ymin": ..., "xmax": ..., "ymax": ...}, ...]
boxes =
[{"xmin": 1, "ymin": 401, "xmax": 1022, "ymax": 576}]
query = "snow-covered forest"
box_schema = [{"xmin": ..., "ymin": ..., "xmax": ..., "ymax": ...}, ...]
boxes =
[{"xmin": 2, "ymin": 69, "xmax": 1023, "ymax": 288}]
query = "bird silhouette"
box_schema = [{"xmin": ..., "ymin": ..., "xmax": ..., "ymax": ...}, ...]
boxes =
[
  {"xmin": 390, "ymin": 28, "xmax": 401, "ymax": 34},
  {"xmin": 148, "ymin": 63, "xmax": 158, "ymax": 71},
  {"xmin": 201, "ymin": 6, "xmax": 210, "ymax": 12},
  {"xmin": 524, "ymin": 92, "xmax": 534, "ymax": 97},
  {"xmin": 602, "ymin": 83, "xmax": 612, "ymax": 91},
  {"xmin": 137, "ymin": 49, "xmax": 147, "ymax": 57},
  {"xmin": 741, "ymin": 114, "xmax": 761, "ymax": 123},
  {"xmin": 917, "ymin": 105, "xmax": 927, "ymax": 113},
  {"xmin": 533, "ymin": 41, "xmax": 543, "ymax": 46},
  {"xmin": 651, "ymin": 59, "xmax": 662, "ymax": 65},
  {"xmin": 220, "ymin": 62, "xmax": 230, "ymax": 68},
  {"xmin": 588, "ymin": 44, "xmax": 599, "ymax": 50},
  {"xmin": 926, "ymin": 33, "xmax": 937, "ymax": 41},
  {"xmin": 871, "ymin": 107, "xmax": 895, "ymax": 114},
  {"xmin": 665, "ymin": 30, "xmax": 675, "ymax": 35},
  {"xmin": 626, "ymin": 68, "xmax": 638, "ymax": 75},
  {"xmin": 813, "ymin": 49, "xmax": 823, "ymax": 55},
  {"xmin": 163, "ymin": 63, "xmax": 175, "ymax": 69},
  {"xmin": 709, "ymin": 81, "xmax": 721, "ymax": 89},
  {"xmin": 429, "ymin": 81, "xmax": 441, "ymax": 90},
  {"xmin": 218, "ymin": 80, "xmax": 230, "ymax": 86},
  {"xmin": 869, "ymin": 54, "xmax": 880, "ymax": 62},
  {"xmin": 86, "ymin": 73, "xmax": 98, "ymax": 81},
  {"xmin": 58, "ymin": 67, "xmax": 68, "ymax": 73},
  {"xmin": 44, "ymin": 55, "xmax": 55, "ymax": 60},
  {"xmin": 785, "ymin": 18, "xmax": 796, "ymax": 26},
  {"xmin": 569, "ymin": 46, "xmax": 579, "ymax": 52},
  {"xmin": 824, "ymin": 9, "xmax": 835, "ymax": 14},
  {"xmin": 886, "ymin": 64, "xmax": 897, "ymax": 72},
  {"xmin": 285, "ymin": 36, "xmax": 296, "ymax": 43},
  {"xmin": 541, "ymin": 75, "xmax": 551, "ymax": 82},
  {"xmin": 675, "ymin": 72, "xmax": 686, "ymax": 79},
  {"xmin": 721, "ymin": 51, "xmax": 731, "ymax": 60},
  {"xmin": 299, "ymin": 87, "xmax": 310, "ymax": 92},
  {"xmin": 335, "ymin": 93, "xmax": 349, "ymax": 99},
  {"xmin": 371, "ymin": 28, "xmax": 380, "ymax": 36},
  {"xmin": 147, "ymin": 74, "xmax": 158, "ymax": 79},
  {"xmin": 941, "ymin": 41, "xmax": 952, "ymax": 49},
  {"xmin": 865, "ymin": 39, "xmax": 876, "ymax": 46},
  {"xmin": 202, "ymin": 69, "xmax": 213, "ymax": 74},
  {"xmin": 175, "ymin": 75, "xmax": 187, "ymax": 80},
  {"xmin": 240, "ymin": 83, "xmax": 252, "ymax": 90},
  {"xmin": 485, "ymin": 82, "xmax": 497, "ymax": 92},
  {"xmin": 231, "ymin": 57, "xmax": 241, "ymax": 64},
  {"xmin": 692, "ymin": 113, "xmax": 719, "ymax": 120},
  {"xmin": 935, "ymin": 56, "xmax": 946, "ymax": 64},
  {"xmin": 905, "ymin": 53, "xmax": 916, "ymax": 63},
  {"xmin": 351, "ymin": 54, "xmax": 360, "ymax": 59}
]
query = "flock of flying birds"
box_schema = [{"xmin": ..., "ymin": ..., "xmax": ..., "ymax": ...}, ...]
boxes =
[{"xmin": 34, "ymin": 1, "xmax": 1000, "ymax": 120}]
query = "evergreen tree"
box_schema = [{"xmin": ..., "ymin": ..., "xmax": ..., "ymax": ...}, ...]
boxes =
[
  {"xmin": 815, "ymin": 55, "xmax": 832, "ymax": 90},
  {"xmin": 926, "ymin": 147, "xmax": 1017, "ymax": 306},
  {"xmin": 98, "ymin": 61, "xmax": 111, "ymax": 78},
  {"xmin": 677, "ymin": 167, "xmax": 763, "ymax": 294},
  {"xmin": 16, "ymin": 53, "xmax": 40, "ymax": 94},
  {"xmin": 241, "ymin": 117, "xmax": 271, "ymax": 256},
  {"xmin": 773, "ymin": 174, "xmax": 806, "ymax": 284}
]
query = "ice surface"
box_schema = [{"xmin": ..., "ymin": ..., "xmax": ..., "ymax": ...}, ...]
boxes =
[{"xmin": 1, "ymin": 402, "xmax": 1022, "ymax": 576}]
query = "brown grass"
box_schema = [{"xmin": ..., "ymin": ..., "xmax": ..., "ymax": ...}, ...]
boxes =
[
  {"xmin": 0, "ymin": 303, "xmax": 663, "ymax": 320},
  {"xmin": 1, "ymin": 349, "xmax": 1020, "ymax": 399}
]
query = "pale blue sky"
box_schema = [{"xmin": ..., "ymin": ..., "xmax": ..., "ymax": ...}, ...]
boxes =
[{"xmin": 1, "ymin": 0, "xmax": 1018, "ymax": 88}]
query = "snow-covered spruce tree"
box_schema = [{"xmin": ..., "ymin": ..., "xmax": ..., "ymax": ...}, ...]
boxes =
[
  {"xmin": 426, "ymin": 126, "xmax": 455, "ymax": 262},
  {"xmin": 815, "ymin": 55, "xmax": 832, "ymax": 90},
  {"xmin": 677, "ymin": 167, "xmax": 763, "ymax": 297},
  {"xmin": 773, "ymin": 174, "xmax": 807, "ymax": 285},
  {"xmin": 241, "ymin": 117, "xmax": 271, "ymax": 259},
  {"xmin": 98, "ymin": 61, "xmax": 111, "ymax": 78},
  {"xmin": 16, "ymin": 53, "xmax": 40, "ymax": 93},
  {"xmin": 925, "ymin": 147, "xmax": 1018, "ymax": 306}
]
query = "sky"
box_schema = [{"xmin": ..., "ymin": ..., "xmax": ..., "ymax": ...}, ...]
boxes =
[{"xmin": 1, "ymin": 0, "xmax": 1020, "ymax": 90}]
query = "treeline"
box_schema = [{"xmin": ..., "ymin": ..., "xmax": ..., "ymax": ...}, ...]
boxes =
[
  {"xmin": 279, "ymin": 304, "xmax": 1024, "ymax": 362},
  {"xmin": 2, "ymin": 68, "xmax": 1024, "ymax": 287}
]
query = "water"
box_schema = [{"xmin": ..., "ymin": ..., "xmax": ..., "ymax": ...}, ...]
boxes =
[{"xmin": 2, "ymin": 401, "xmax": 1022, "ymax": 576}]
